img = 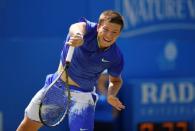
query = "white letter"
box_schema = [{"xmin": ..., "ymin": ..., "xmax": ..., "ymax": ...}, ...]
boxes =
[
  {"xmin": 142, "ymin": 83, "xmax": 158, "ymax": 104},
  {"xmin": 154, "ymin": 0, "xmax": 164, "ymax": 20},
  {"xmin": 165, "ymin": 0, "xmax": 176, "ymax": 18},
  {"xmin": 123, "ymin": 0, "xmax": 139, "ymax": 27},
  {"xmin": 188, "ymin": 0, "xmax": 195, "ymax": 18},
  {"xmin": 179, "ymin": 82, "xmax": 194, "ymax": 103},
  {"xmin": 138, "ymin": 0, "xmax": 155, "ymax": 22},
  {"xmin": 160, "ymin": 82, "xmax": 177, "ymax": 103},
  {"xmin": 176, "ymin": 0, "xmax": 186, "ymax": 19}
]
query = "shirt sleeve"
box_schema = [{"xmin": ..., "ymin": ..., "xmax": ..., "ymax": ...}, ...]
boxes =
[
  {"xmin": 108, "ymin": 52, "xmax": 124, "ymax": 77},
  {"xmin": 79, "ymin": 17, "xmax": 97, "ymax": 41}
]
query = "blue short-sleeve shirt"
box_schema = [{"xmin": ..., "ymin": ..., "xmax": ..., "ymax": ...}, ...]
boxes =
[{"xmin": 61, "ymin": 18, "xmax": 124, "ymax": 91}]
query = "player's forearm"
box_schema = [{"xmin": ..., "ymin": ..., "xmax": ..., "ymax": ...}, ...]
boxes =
[
  {"xmin": 107, "ymin": 77, "xmax": 125, "ymax": 111},
  {"xmin": 107, "ymin": 79, "xmax": 123, "ymax": 97}
]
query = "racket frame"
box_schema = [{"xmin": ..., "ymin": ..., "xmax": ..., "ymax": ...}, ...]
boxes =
[{"xmin": 38, "ymin": 46, "xmax": 74, "ymax": 127}]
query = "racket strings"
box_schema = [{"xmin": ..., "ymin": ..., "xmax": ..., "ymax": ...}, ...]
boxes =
[
  {"xmin": 39, "ymin": 80, "xmax": 69, "ymax": 126},
  {"xmin": 42, "ymin": 85, "xmax": 66, "ymax": 105},
  {"xmin": 39, "ymin": 64, "xmax": 72, "ymax": 127}
]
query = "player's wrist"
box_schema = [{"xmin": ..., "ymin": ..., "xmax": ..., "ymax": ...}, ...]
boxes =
[{"xmin": 107, "ymin": 94, "xmax": 115, "ymax": 100}]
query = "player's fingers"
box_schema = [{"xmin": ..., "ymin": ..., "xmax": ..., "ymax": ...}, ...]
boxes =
[
  {"xmin": 116, "ymin": 101, "xmax": 125, "ymax": 109},
  {"xmin": 107, "ymin": 96, "xmax": 125, "ymax": 109},
  {"xmin": 71, "ymin": 36, "xmax": 82, "ymax": 41},
  {"xmin": 67, "ymin": 37, "xmax": 83, "ymax": 47},
  {"xmin": 115, "ymin": 106, "xmax": 122, "ymax": 111},
  {"xmin": 114, "ymin": 104, "xmax": 125, "ymax": 111},
  {"xmin": 118, "ymin": 100, "xmax": 125, "ymax": 108},
  {"xmin": 70, "ymin": 33, "xmax": 83, "ymax": 41}
]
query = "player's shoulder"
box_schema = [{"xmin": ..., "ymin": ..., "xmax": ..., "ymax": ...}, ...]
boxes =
[
  {"xmin": 79, "ymin": 17, "xmax": 97, "ymax": 28},
  {"xmin": 111, "ymin": 43, "xmax": 123, "ymax": 57}
]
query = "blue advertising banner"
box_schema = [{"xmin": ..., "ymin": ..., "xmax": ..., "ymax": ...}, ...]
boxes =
[
  {"xmin": 113, "ymin": 0, "xmax": 195, "ymax": 78},
  {"xmin": 123, "ymin": 78, "xmax": 195, "ymax": 131},
  {"xmin": 115, "ymin": 0, "xmax": 195, "ymax": 38}
]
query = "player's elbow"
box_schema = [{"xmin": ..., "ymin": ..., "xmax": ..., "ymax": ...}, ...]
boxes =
[
  {"xmin": 111, "ymin": 78, "xmax": 123, "ymax": 89},
  {"xmin": 117, "ymin": 78, "xmax": 123, "ymax": 88}
]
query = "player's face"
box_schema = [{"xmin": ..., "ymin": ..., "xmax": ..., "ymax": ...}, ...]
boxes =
[{"xmin": 97, "ymin": 22, "xmax": 121, "ymax": 48}]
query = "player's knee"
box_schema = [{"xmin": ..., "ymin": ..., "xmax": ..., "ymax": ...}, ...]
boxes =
[{"xmin": 17, "ymin": 116, "xmax": 42, "ymax": 131}]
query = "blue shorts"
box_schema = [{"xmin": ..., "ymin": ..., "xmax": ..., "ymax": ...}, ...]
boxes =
[{"xmin": 25, "ymin": 73, "xmax": 98, "ymax": 131}]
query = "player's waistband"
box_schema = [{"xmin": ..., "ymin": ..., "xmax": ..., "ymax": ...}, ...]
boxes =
[
  {"xmin": 58, "ymin": 78, "xmax": 98, "ymax": 104},
  {"xmin": 58, "ymin": 78, "xmax": 94, "ymax": 93}
]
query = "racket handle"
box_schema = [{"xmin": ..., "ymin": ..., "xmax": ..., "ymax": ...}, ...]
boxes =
[{"xmin": 65, "ymin": 45, "xmax": 75, "ymax": 69}]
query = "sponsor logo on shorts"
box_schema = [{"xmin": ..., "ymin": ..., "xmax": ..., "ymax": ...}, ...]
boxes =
[
  {"xmin": 101, "ymin": 58, "xmax": 110, "ymax": 63},
  {"xmin": 80, "ymin": 128, "xmax": 88, "ymax": 131}
]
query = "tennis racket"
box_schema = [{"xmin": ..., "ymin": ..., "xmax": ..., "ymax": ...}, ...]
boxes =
[{"xmin": 39, "ymin": 45, "xmax": 75, "ymax": 127}]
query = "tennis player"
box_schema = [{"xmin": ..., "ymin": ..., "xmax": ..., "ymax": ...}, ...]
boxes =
[{"xmin": 17, "ymin": 10, "xmax": 125, "ymax": 131}]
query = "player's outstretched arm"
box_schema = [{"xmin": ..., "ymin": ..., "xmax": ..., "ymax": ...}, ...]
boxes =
[{"xmin": 107, "ymin": 75, "xmax": 125, "ymax": 111}]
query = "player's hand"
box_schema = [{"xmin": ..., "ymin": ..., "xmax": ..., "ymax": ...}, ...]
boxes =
[
  {"xmin": 107, "ymin": 95, "xmax": 125, "ymax": 111},
  {"xmin": 67, "ymin": 33, "xmax": 84, "ymax": 47}
]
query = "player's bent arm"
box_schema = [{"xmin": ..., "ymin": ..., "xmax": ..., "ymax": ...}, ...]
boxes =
[
  {"xmin": 97, "ymin": 73, "xmax": 109, "ymax": 95},
  {"xmin": 107, "ymin": 75, "xmax": 123, "ymax": 97},
  {"xmin": 107, "ymin": 75, "xmax": 125, "ymax": 111}
]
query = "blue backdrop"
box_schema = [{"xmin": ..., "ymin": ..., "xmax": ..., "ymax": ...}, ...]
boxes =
[{"xmin": 1, "ymin": 0, "xmax": 195, "ymax": 131}]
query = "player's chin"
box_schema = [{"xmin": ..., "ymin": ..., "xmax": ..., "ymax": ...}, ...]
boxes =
[{"xmin": 102, "ymin": 42, "xmax": 112, "ymax": 47}]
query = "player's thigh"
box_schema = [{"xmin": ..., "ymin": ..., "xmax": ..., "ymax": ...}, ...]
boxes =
[
  {"xmin": 17, "ymin": 116, "xmax": 42, "ymax": 131},
  {"xmin": 68, "ymin": 101, "xmax": 95, "ymax": 131}
]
